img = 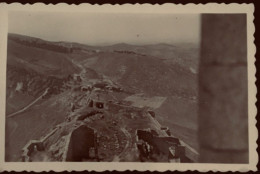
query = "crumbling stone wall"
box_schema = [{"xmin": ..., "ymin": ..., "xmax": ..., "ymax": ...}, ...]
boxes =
[
  {"xmin": 88, "ymin": 99, "xmax": 108, "ymax": 110},
  {"xmin": 136, "ymin": 129, "xmax": 189, "ymax": 162},
  {"xmin": 21, "ymin": 128, "xmax": 58, "ymax": 162},
  {"xmin": 199, "ymin": 14, "xmax": 248, "ymax": 163},
  {"xmin": 65, "ymin": 125, "xmax": 97, "ymax": 161},
  {"xmin": 21, "ymin": 140, "xmax": 44, "ymax": 162}
]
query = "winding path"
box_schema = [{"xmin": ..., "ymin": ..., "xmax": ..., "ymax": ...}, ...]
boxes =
[
  {"xmin": 7, "ymin": 88, "xmax": 49, "ymax": 118},
  {"xmin": 118, "ymin": 127, "xmax": 132, "ymax": 159}
]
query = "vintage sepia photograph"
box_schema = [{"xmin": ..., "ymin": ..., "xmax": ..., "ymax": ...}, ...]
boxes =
[{"xmin": 0, "ymin": 3, "xmax": 256, "ymax": 172}]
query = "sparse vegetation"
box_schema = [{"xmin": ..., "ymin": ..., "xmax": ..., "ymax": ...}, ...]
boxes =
[{"xmin": 5, "ymin": 33, "xmax": 199, "ymax": 162}]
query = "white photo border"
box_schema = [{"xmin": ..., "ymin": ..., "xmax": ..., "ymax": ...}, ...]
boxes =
[{"xmin": 0, "ymin": 3, "xmax": 256, "ymax": 172}]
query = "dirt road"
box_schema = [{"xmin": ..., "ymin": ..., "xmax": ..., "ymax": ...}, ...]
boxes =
[{"xmin": 7, "ymin": 88, "xmax": 49, "ymax": 118}]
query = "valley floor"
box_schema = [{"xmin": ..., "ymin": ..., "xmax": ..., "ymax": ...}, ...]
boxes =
[{"xmin": 5, "ymin": 35, "xmax": 199, "ymax": 162}]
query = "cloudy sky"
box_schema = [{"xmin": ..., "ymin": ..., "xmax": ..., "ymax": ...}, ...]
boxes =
[{"xmin": 9, "ymin": 11, "xmax": 200, "ymax": 46}]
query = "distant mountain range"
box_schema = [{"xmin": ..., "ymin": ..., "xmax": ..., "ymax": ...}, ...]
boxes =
[
  {"xmin": 6, "ymin": 33, "xmax": 199, "ymax": 113},
  {"xmin": 6, "ymin": 33, "xmax": 200, "ymax": 161}
]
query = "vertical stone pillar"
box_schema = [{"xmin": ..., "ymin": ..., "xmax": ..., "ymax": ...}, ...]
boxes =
[{"xmin": 199, "ymin": 14, "xmax": 248, "ymax": 163}]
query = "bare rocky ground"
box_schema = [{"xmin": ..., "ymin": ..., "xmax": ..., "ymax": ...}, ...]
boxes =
[{"xmin": 5, "ymin": 33, "xmax": 199, "ymax": 162}]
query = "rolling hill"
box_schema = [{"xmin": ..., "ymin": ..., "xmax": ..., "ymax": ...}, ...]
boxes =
[
  {"xmin": 6, "ymin": 34, "xmax": 81, "ymax": 115},
  {"xmin": 78, "ymin": 51, "xmax": 197, "ymax": 97},
  {"xmin": 100, "ymin": 42, "xmax": 199, "ymax": 71},
  {"xmin": 5, "ymin": 33, "xmax": 199, "ymax": 161}
]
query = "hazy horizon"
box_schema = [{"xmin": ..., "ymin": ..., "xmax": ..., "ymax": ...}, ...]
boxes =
[
  {"xmin": 9, "ymin": 12, "xmax": 200, "ymax": 46},
  {"xmin": 8, "ymin": 32, "xmax": 200, "ymax": 47}
]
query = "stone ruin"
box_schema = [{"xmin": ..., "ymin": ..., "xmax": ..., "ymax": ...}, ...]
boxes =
[
  {"xmin": 21, "ymin": 140, "xmax": 44, "ymax": 162},
  {"xmin": 81, "ymin": 85, "xmax": 93, "ymax": 92},
  {"xmin": 21, "ymin": 125, "xmax": 99, "ymax": 162},
  {"xmin": 21, "ymin": 127, "xmax": 58, "ymax": 162},
  {"xmin": 135, "ymin": 129, "xmax": 190, "ymax": 163},
  {"xmin": 88, "ymin": 99, "xmax": 109, "ymax": 110},
  {"xmin": 63, "ymin": 125, "xmax": 98, "ymax": 161}
]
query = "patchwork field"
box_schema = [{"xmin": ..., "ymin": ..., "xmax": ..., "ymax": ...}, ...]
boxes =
[{"xmin": 124, "ymin": 95, "xmax": 167, "ymax": 109}]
